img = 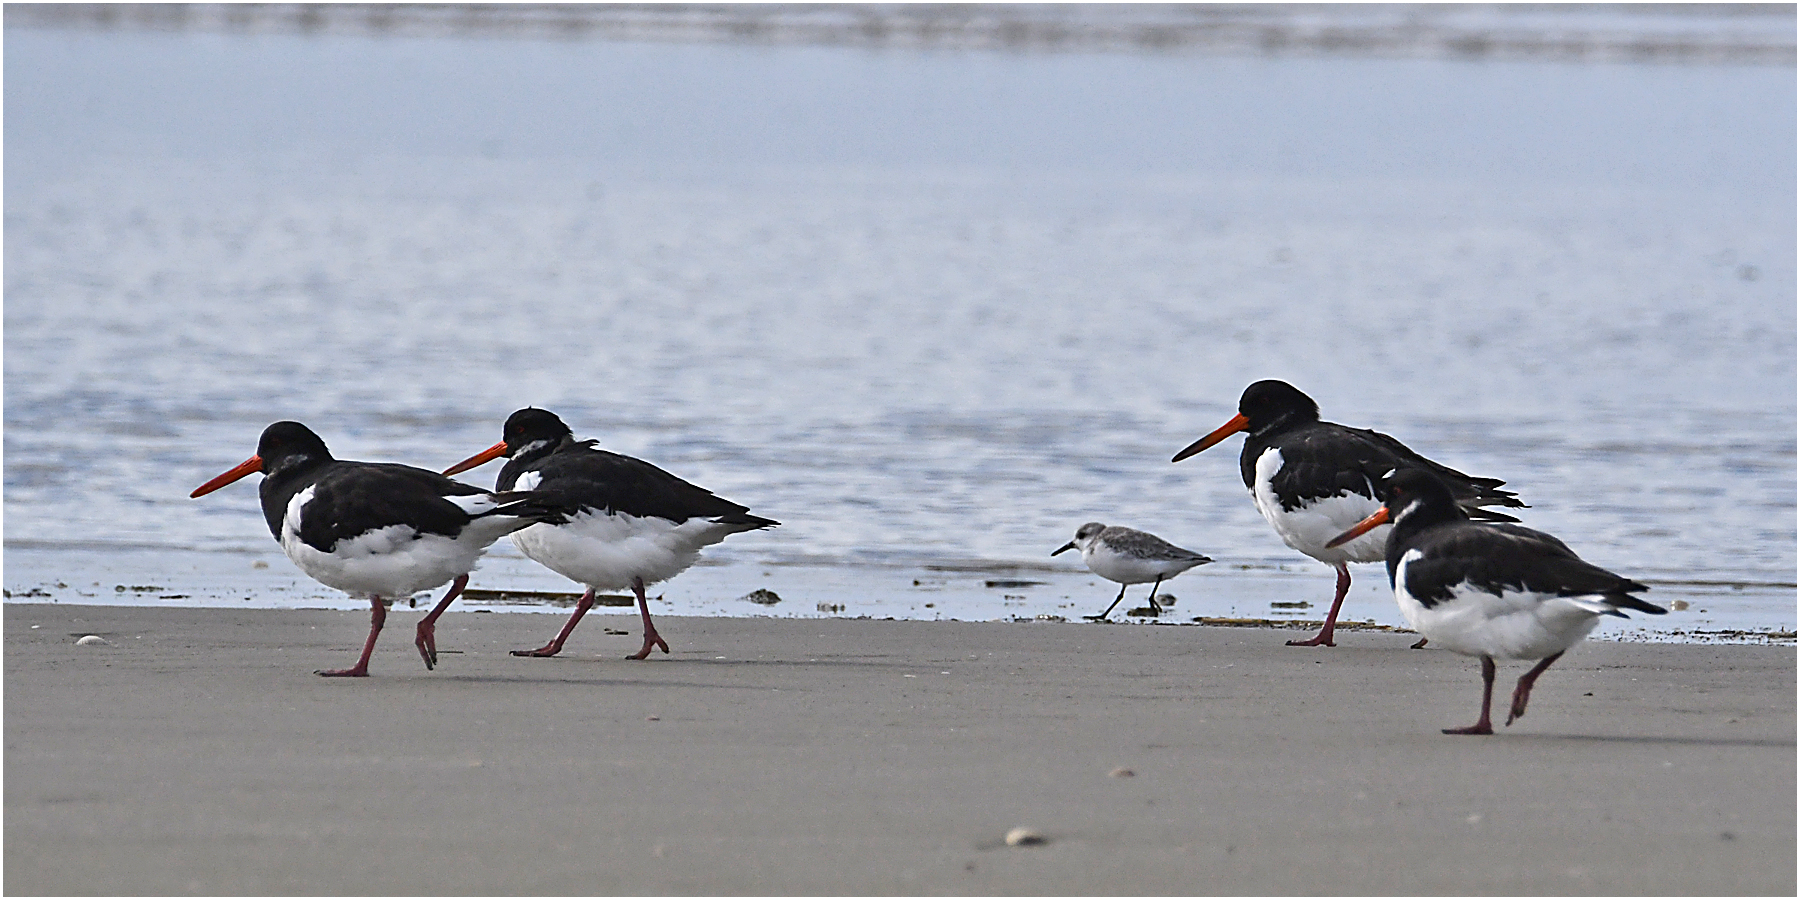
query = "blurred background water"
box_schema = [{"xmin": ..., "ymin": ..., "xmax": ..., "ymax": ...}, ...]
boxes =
[{"xmin": 5, "ymin": 5, "xmax": 1794, "ymax": 639}]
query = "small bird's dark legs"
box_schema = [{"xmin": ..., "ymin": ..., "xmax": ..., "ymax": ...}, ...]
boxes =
[
  {"xmin": 318, "ymin": 597, "xmax": 386, "ymax": 677},
  {"xmin": 513, "ymin": 588, "xmax": 595, "ymax": 658},
  {"xmin": 1144, "ymin": 577, "xmax": 1165, "ymax": 612},
  {"xmin": 1288, "ymin": 563, "xmax": 1351, "ymax": 647},
  {"xmin": 1085, "ymin": 583, "xmax": 1131, "ymax": 621},
  {"xmin": 413, "ymin": 574, "xmax": 468, "ymax": 670},
  {"xmin": 1507, "ymin": 651, "xmax": 1563, "ymax": 726},
  {"xmin": 627, "ymin": 577, "xmax": 669, "ymax": 660},
  {"xmin": 1444, "ymin": 655, "xmax": 1497, "ymax": 735}
]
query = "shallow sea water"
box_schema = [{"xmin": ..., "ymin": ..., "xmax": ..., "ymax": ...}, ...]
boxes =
[{"xmin": 5, "ymin": 25, "xmax": 1794, "ymax": 640}]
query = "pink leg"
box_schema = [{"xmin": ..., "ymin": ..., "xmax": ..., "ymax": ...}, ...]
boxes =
[
  {"xmin": 318, "ymin": 598, "xmax": 386, "ymax": 677},
  {"xmin": 1444, "ymin": 655, "xmax": 1496, "ymax": 735},
  {"xmin": 513, "ymin": 588, "xmax": 595, "ymax": 658},
  {"xmin": 627, "ymin": 577, "xmax": 669, "ymax": 660},
  {"xmin": 1287, "ymin": 563, "xmax": 1350, "ymax": 647},
  {"xmin": 1506, "ymin": 651, "xmax": 1563, "ymax": 726},
  {"xmin": 413, "ymin": 574, "xmax": 469, "ymax": 671}
]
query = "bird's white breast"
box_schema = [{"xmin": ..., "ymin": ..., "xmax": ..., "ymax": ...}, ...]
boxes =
[
  {"xmin": 276, "ymin": 483, "xmax": 507, "ymax": 601},
  {"xmin": 1250, "ymin": 447, "xmax": 1388, "ymax": 564}
]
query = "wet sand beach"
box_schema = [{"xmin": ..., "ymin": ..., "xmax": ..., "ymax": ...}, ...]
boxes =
[{"xmin": 5, "ymin": 604, "xmax": 1792, "ymax": 895}]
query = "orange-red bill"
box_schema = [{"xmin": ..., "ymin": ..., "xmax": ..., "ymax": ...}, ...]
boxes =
[
  {"xmin": 190, "ymin": 456, "xmax": 263, "ymax": 498},
  {"xmin": 442, "ymin": 441, "xmax": 508, "ymax": 477},
  {"xmin": 1325, "ymin": 507, "xmax": 1391, "ymax": 550},
  {"xmin": 1171, "ymin": 412, "xmax": 1250, "ymax": 463}
]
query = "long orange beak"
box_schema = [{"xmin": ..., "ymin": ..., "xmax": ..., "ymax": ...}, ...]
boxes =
[
  {"xmin": 442, "ymin": 441, "xmax": 508, "ymax": 477},
  {"xmin": 1171, "ymin": 413, "xmax": 1249, "ymax": 463},
  {"xmin": 190, "ymin": 456, "xmax": 263, "ymax": 498},
  {"xmin": 1325, "ymin": 507, "xmax": 1390, "ymax": 550}
]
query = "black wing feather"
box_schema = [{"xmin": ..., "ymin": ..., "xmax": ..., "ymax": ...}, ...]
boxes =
[
  {"xmin": 1249, "ymin": 421, "xmax": 1523, "ymax": 515},
  {"xmin": 501, "ymin": 441, "xmax": 778, "ymax": 528},
  {"xmin": 1400, "ymin": 522, "xmax": 1654, "ymax": 610},
  {"xmin": 268, "ymin": 462, "xmax": 502, "ymax": 553}
]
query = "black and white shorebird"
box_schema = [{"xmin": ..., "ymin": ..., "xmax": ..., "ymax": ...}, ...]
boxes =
[
  {"xmin": 189, "ymin": 421, "xmax": 553, "ymax": 677},
  {"xmin": 1053, "ymin": 523, "xmax": 1212, "ymax": 620},
  {"xmin": 443, "ymin": 408, "xmax": 778, "ymax": 661},
  {"xmin": 1171, "ymin": 380, "xmax": 1525, "ymax": 648},
  {"xmin": 1327, "ymin": 469, "xmax": 1665, "ymax": 734}
]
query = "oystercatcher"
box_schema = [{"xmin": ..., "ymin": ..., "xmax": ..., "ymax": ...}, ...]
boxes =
[
  {"xmin": 1327, "ymin": 468, "xmax": 1664, "ymax": 734},
  {"xmin": 190, "ymin": 421, "xmax": 553, "ymax": 677},
  {"xmin": 1171, "ymin": 380, "xmax": 1525, "ymax": 648},
  {"xmin": 1053, "ymin": 523, "xmax": 1212, "ymax": 620},
  {"xmin": 443, "ymin": 408, "xmax": 778, "ymax": 660}
]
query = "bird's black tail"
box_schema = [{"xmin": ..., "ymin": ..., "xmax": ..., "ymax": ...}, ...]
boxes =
[
  {"xmin": 714, "ymin": 512, "xmax": 780, "ymax": 530},
  {"xmin": 486, "ymin": 490, "xmax": 575, "ymax": 531},
  {"xmin": 1606, "ymin": 589, "xmax": 1665, "ymax": 616}
]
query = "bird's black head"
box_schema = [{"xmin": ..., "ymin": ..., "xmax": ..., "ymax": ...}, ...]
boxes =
[
  {"xmin": 191, "ymin": 420, "xmax": 332, "ymax": 498},
  {"xmin": 1378, "ymin": 468, "xmax": 1464, "ymax": 526},
  {"xmin": 1325, "ymin": 468, "xmax": 1469, "ymax": 550},
  {"xmin": 255, "ymin": 421, "xmax": 334, "ymax": 480},
  {"xmin": 442, "ymin": 408, "xmax": 574, "ymax": 478},
  {"xmin": 1238, "ymin": 380, "xmax": 1321, "ymax": 434},
  {"xmin": 501, "ymin": 407, "xmax": 574, "ymax": 456},
  {"xmin": 1172, "ymin": 380, "xmax": 1323, "ymax": 463}
]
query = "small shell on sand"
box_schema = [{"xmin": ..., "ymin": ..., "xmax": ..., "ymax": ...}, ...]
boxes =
[
  {"xmin": 739, "ymin": 589, "xmax": 782, "ymax": 605},
  {"xmin": 75, "ymin": 635, "xmax": 110, "ymax": 646},
  {"xmin": 1109, "ymin": 767, "xmax": 1135, "ymax": 778},
  {"xmin": 1004, "ymin": 827, "xmax": 1047, "ymax": 847}
]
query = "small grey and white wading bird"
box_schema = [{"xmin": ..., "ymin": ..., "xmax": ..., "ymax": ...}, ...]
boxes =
[
  {"xmin": 1327, "ymin": 469, "xmax": 1665, "ymax": 735},
  {"xmin": 444, "ymin": 408, "xmax": 778, "ymax": 661},
  {"xmin": 190, "ymin": 421, "xmax": 555, "ymax": 677},
  {"xmin": 1172, "ymin": 380, "xmax": 1526, "ymax": 648},
  {"xmin": 1053, "ymin": 523, "xmax": 1212, "ymax": 620}
]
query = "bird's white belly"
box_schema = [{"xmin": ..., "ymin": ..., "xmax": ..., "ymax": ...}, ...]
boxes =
[
  {"xmin": 280, "ymin": 525, "xmax": 481, "ymax": 601},
  {"xmin": 1250, "ymin": 448, "xmax": 1388, "ymax": 564},
  {"xmin": 276, "ymin": 485, "xmax": 521, "ymax": 601},
  {"xmin": 1082, "ymin": 547, "xmax": 1197, "ymax": 585},
  {"xmin": 1395, "ymin": 557, "xmax": 1602, "ymax": 660},
  {"xmin": 511, "ymin": 510, "xmax": 733, "ymax": 590}
]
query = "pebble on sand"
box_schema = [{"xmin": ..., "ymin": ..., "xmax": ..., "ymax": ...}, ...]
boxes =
[
  {"xmin": 1004, "ymin": 827, "xmax": 1047, "ymax": 847},
  {"xmin": 75, "ymin": 635, "xmax": 110, "ymax": 646}
]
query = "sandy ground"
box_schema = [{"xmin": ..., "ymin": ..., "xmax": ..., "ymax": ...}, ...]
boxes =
[{"xmin": 5, "ymin": 603, "xmax": 1793, "ymax": 895}]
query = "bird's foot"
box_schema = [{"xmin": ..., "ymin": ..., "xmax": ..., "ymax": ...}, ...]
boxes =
[
  {"xmin": 510, "ymin": 644, "xmax": 562, "ymax": 658},
  {"xmin": 315, "ymin": 666, "xmax": 370, "ymax": 678},
  {"xmin": 627, "ymin": 632, "xmax": 670, "ymax": 660},
  {"xmin": 1410, "ymin": 637, "xmax": 1429, "ymax": 650},
  {"xmin": 1505, "ymin": 693, "xmax": 1530, "ymax": 726},
  {"xmin": 1286, "ymin": 632, "xmax": 1336, "ymax": 647},
  {"xmin": 414, "ymin": 623, "xmax": 438, "ymax": 670},
  {"xmin": 1442, "ymin": 722, "xmax": 1494, "ymax": 736}
]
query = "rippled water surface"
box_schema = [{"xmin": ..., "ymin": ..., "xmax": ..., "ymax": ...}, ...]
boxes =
[{"xmin": 5, "ymin": 25, "xmax": 1794, "ymax": 638}]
